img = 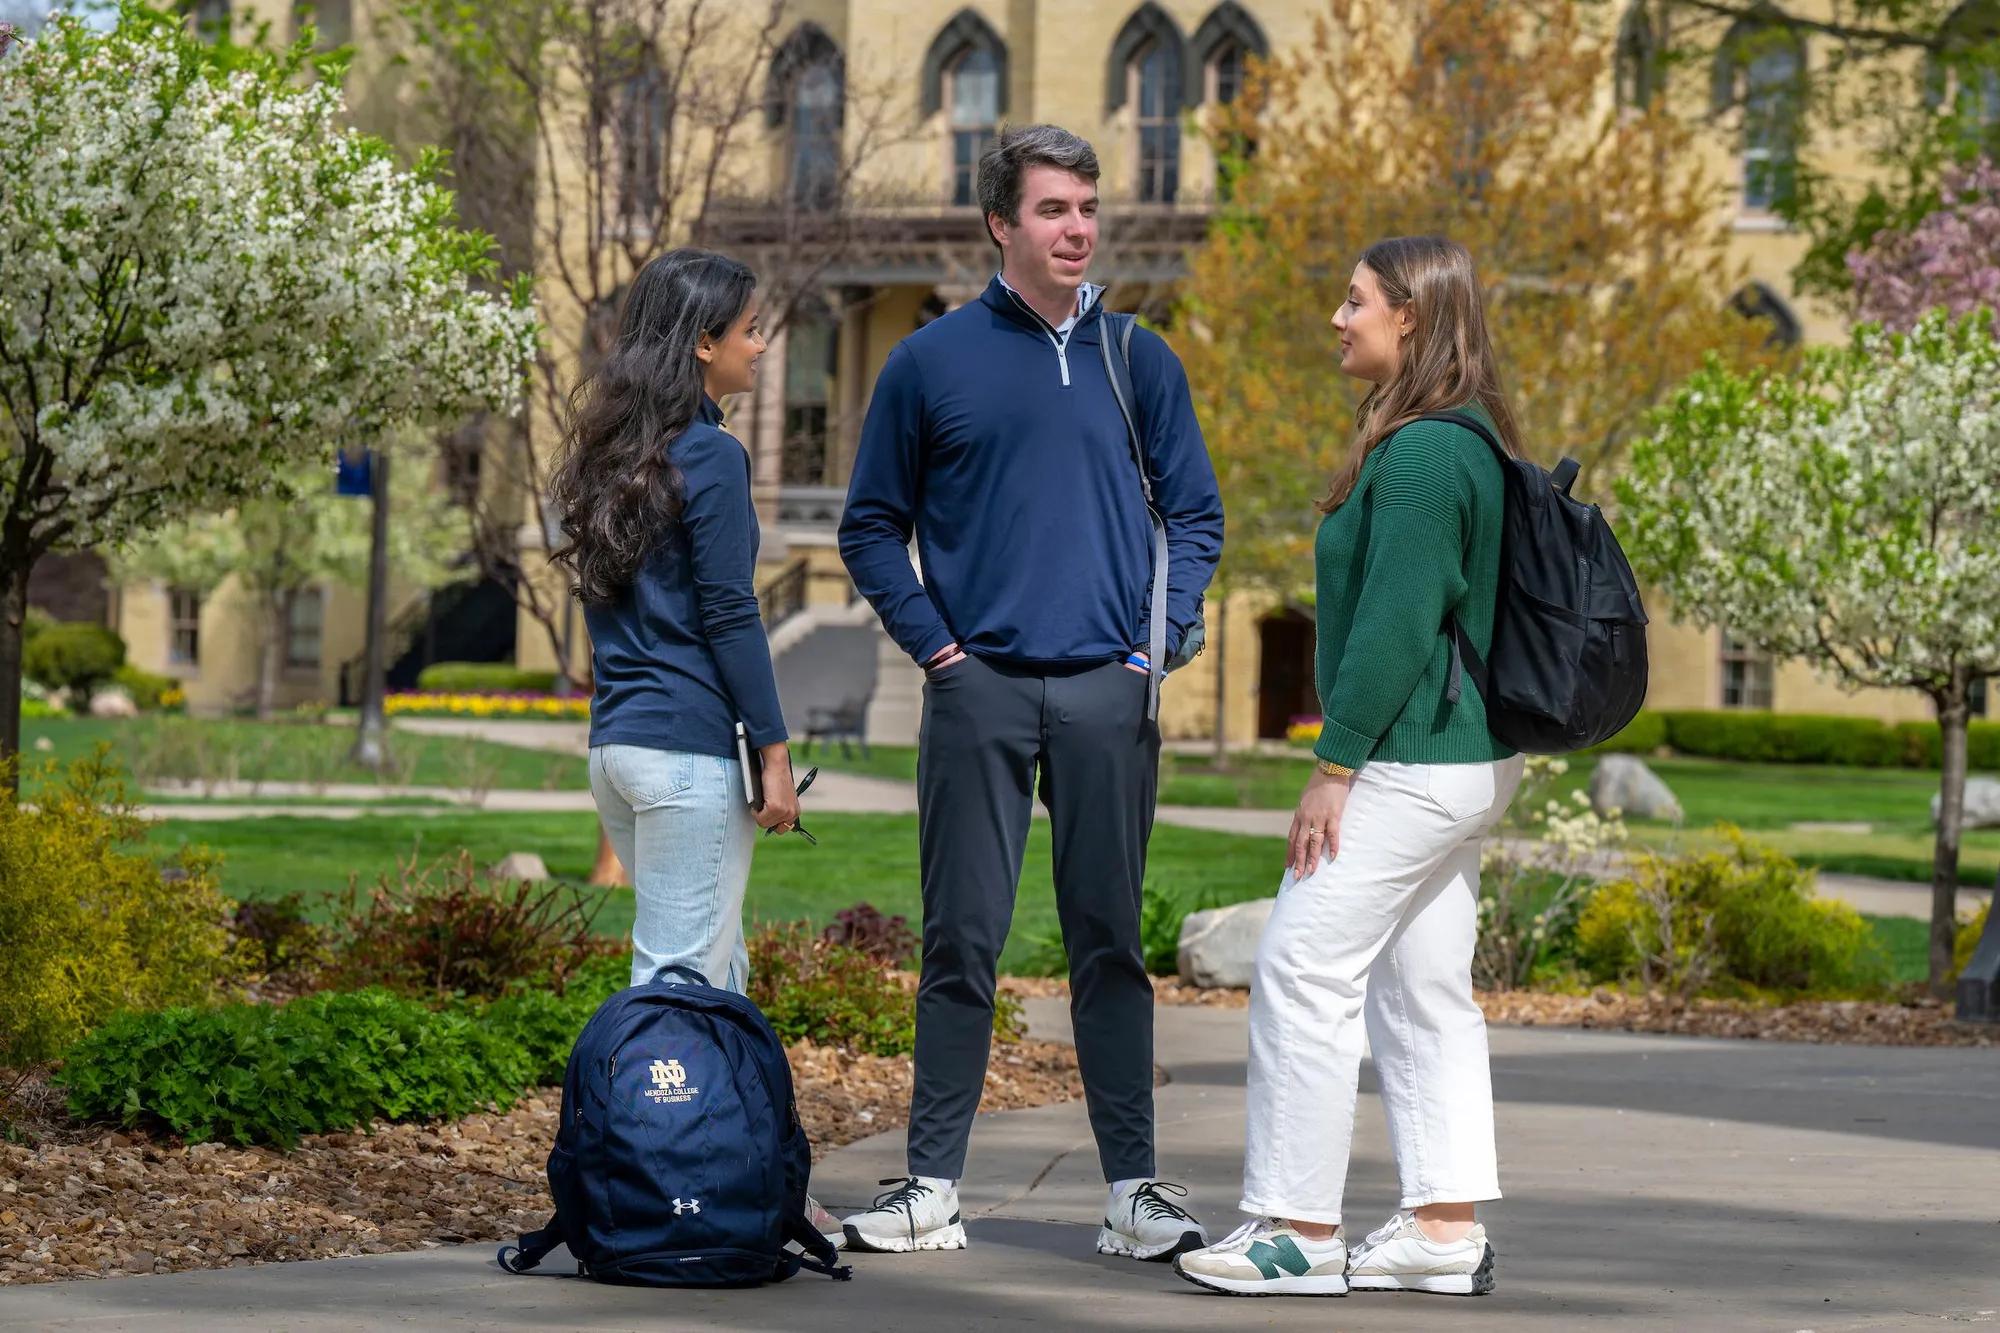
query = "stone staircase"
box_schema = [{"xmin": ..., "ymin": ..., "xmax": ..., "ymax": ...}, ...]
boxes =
[{"xmin": 768, "ymin": 597, "xmax": 922, "ymax": 748}]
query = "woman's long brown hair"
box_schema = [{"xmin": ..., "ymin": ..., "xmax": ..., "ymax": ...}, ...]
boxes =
[{"xmin": 1319, "ymin": 236, "xmax": 1523, "ymax": 513}]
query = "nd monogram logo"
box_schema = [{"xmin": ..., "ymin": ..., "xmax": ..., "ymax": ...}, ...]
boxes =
[{"xmin": 650, "ymin": 1058, "xmax": 687, "ymax": 1090}]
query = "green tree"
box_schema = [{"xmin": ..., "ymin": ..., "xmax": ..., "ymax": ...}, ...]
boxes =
[{"xmin": 1619, "ymin": 310, "xmax": 2000, "ymax": 992}]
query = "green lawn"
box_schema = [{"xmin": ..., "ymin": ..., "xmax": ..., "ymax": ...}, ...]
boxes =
[
  {"xmin": 145, "ymin": 811, "xmax": 1287, "ymax": 974},
  {"xmin": 147, "ymin": 809, "xmax": 1940, "ymax": 982},
  {"xmin": 21, "ymin": 717, "xmax": 586, "ymax": 793}
]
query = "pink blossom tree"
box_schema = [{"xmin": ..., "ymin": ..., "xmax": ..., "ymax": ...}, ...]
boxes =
[{"xmin": 1850, "ymin": 158, "xmax": 2000, "ymax": 330}]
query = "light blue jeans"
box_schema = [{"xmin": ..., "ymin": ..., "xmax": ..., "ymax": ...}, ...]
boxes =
[{"xmin": 589, "ymin": 744, "xmax": 756, "ymax": 993}]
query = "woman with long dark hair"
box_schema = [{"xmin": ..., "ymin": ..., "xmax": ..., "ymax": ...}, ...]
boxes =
[
  {"xmin": 1176, "ymin": 236, "xmax": 1528, "ymax": 1299},
  {"xmin": 551, "ymin": 248, "xmax": 799, "ymax": 996}
]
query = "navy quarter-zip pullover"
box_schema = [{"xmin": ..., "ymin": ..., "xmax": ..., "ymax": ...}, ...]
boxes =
[
  {"xmin": 839, "ymin": 275, "xmax": 1223, "ymax": 670},
  {"xmin": 586, "ymin": 397, "xmax": 787, "ymax": 756}
]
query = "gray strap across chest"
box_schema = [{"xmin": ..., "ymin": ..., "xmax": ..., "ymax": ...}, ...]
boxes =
[{"xmin": 1098, "ymin": 313, "xmax": 1167, "ymax": 722}]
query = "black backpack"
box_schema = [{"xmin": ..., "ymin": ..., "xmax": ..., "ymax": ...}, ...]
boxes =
[{"xmin": 1416, "ymin": 412, "xmax": 1649, "ymax": 755}]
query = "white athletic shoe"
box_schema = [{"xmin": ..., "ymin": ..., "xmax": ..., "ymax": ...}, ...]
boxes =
[
  {"xmin": 805, "ymin": 1195, "xmax": 845, "ymax": 1250},
  {"xmin": 1096, "ymin": 1180, "xmax": 1209, "ymax": 1261},
  {"xmin": 840, "ymin": 1177, "xmax": 967, "ymax": 1253},
  {"xmin": 1344, "ymin": 1212, "xmax": 1496, "ymax": 1296},
  {"xmin": 1173, "ymin": 1218, "xmax": 1349, "ymax": 1296}
]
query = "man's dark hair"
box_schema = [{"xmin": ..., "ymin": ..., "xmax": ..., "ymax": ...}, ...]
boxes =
[{"xmin": 976, "ymin": 124, "xmax": 1100, "ymax": 251}]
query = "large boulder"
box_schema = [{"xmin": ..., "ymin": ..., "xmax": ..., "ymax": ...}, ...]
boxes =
[
  {"xmin": 490, "ymin": 851, "xmax": 551, "ymax": 883},
  {"xmin": 1933, "ymin": 778, "xmax": 2000, "ymax": 830},
  {"xmin": 1588, "ymin": 754, "xmax": 1682, "ymax": 823},
  {"xmin": 1177, "ymin": 898, "xmax": 1275, "ymax": 990}
]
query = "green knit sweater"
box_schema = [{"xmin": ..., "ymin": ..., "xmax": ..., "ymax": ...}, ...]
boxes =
[{"xmin": 1313, "ymin": 406, "xmax": 1516, "ymax": 770}]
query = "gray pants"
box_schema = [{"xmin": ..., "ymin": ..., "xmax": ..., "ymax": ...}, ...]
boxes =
[{"xmin": 908, "ymin": 655, "xmax": 1159, "ymax": 1181}]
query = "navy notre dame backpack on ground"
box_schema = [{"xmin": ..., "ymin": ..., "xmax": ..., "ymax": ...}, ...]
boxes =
[
  {"xmin": 497, "ymin": 969, "xmax": 851, "ymax": 1288},
  {"xmin": 1417, "ymin": 412, "xmax": 1649, "ymax": 755}
]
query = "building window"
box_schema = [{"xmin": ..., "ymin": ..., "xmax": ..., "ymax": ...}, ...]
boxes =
[
  {"xmin": 1714, "ymin": 23, "xmax": 1804, "ymax": 213},
  {"xmin": 1131, "ymin": 40, "xmax": 1182, "ymax": 204},
  {"xmin": 1719, "ymin": 632, "xmax": 1774, "ymax": 710},
  {"xmin": 1191, "ymin": 4, "xmax": 1267, "ymax": 197},
  {"xmin": 1929, "ymin": 2, "xmax": 2000, "ymax": 137},
  {"xmin": 187, "ymin": 0, "xmax": 229, "ymax": 41},
  {"xmin": 1615, "ymin": 2, "xmax": 1658, "ymax": 109},
  {"xmin": 286, "ymin": 588, "xmax": 324, "ymax": 670},
  {"xmin": 615, "ymin": 62, "xmax": 666, "ymax": 231},
  {"xmin": 782, "ymin": 313, "xmax": 837, "ymax": 485},
  {"xmin": 1208, "ymin": 39, "xmax": 1246, "ymax": 105},
  {"xmin": 169, "ymin": 589, "xmax": 202, "ymax": 667},
  {"xmin": 948, "ymin": 45, "xmax": 1000, "ymax": 207},
  {"xmin": 790, "ymin": 60, "xmax": 841, "ymax": 210}
]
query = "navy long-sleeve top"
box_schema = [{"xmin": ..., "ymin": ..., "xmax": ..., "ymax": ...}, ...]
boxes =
[
  {"xmin": 586, "ymin": 397, "xmax": 787, "ymax": 756},
  {"xmin": 838, "ymin": 275, "xmax": 1224, "ymax": 669}
]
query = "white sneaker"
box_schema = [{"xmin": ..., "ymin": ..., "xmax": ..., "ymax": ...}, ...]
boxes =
[
  {"xmin": 805, "ymin": 1195, "xmax": 845, "ymax": 1250},
  {"xmin": 840, "ymin": 1177, "xmax": 967, "ymax": 1253},
  {"xmin": 1173, "ymin": 1218, "xmax": 1349, "ymax": 1296},
  {"xmin": 1344, "ymin": 1211, "xmax": 1496, "ymax": 1296},
  {"xmin": 1097, "ymin": 1180, "xmax": 1209, "ymax": 1261}
]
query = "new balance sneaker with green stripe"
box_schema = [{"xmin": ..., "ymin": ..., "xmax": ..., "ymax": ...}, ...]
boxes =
[
  {"xmin": 1173, "ymin": 1219, "xmax": 1349, "ymax": 1296},
  {"xmin": 1344, "ymin": 1212, "xmax": 1496, "ymax": 1296},
  {"xmin": 840, "ymin": 1177, "xmax": 967, "ymax": 1253},
  {"xmin": 1096, "ymin": 1180, "xmax": 1209, "ymax": 1261}
]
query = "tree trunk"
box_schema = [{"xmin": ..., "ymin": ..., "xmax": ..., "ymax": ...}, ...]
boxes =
[
  {"xmin": 589, "ymin": 825, "xmax": 630, "ymax": 887},
  {"xmin": 1210, "ymin": 601, "xmax": 1228, "ymax": 767},
  {"xmin": 0, "ymin": 544, "xmax": 32, "ymax": 792},
  {"xmin": 349, "ymin": 448, "xmax": 393, "ymax": 772},
  {"xmin": 256, "ymin": 590, "xmax": 286, "ymax": 722},
  {"xmin": 1931, "ymin": 683, "xmax": 1972, "ymax": 995}
]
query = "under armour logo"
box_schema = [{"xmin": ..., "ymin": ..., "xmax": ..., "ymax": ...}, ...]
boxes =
[
  {"xmin": 650, "ymin": 1059, "xmax": 687, "ymax": 1090},
  {"xmin": 672, "ymin": 1197, "xmax": 701, "ymax": 1215}
]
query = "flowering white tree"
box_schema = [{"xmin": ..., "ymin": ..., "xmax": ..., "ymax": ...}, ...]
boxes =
[
  {"xmin": 1619, "ymin": 310, "xmax": 2000, "ymax": 990},
  {"xmin": 0, "ymin": 10, "xmax": 537, "ymax": 775},
  {"xmin": 110, "ymin": 449, "xmax": 466, "ymax": 720}
]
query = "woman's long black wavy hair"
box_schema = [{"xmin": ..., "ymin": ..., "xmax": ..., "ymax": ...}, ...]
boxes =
[{"xmin": 550, "ymin": 248, "xmax": 757, "ymax": 603}]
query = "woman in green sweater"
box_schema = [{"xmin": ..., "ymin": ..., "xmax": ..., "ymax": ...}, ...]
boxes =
[{"xmin": 1177, "ymin": 236, "xmax": 1528, "ymax": 1299}]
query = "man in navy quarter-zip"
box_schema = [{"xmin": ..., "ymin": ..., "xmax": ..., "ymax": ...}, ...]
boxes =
[{"xmin": 838, "ymin": 124, "xmax": 1223, "ymax": 1262}]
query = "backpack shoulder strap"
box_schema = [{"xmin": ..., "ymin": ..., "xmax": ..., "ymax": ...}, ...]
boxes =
[
  {"xmin": 498, "ymin": 1214, "xmax": 577, "ymax": 1276},
  {"xmin": 1410, "ymin": 412, "xmax": 1500, "ymax": 709},
  {"xmin": 1098, "ymin": 309, "xmax": 1168, "ymax": 721},
  {"xmin": 783, "ymin": 1212, "xmax": 855, "ymax": 1281}
]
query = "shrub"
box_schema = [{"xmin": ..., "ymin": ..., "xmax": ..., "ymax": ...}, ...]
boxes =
[
  {"xmin": 1891, "ymin": 721, "xmax": 2000, "ymax": 771},
  {"xmin": 59, "ymin": 988, "xmax": 548, "ymax": 1147},
  {"xmin": 1476, "ymin": 756, "xmax": 1627, "ymax": 990},
  {"xmin": 113, "ymin": 664, "xmax": 182, "ymax": 712},
  {"xmin": 1957, "ymin": 900, "xmax": 1993, "ymax": 980},
  {"xmin": 325, "ymin": 849, "xmax": 614, "ymax": 1001},
  {"xmin": 1576, "ymin": 830, "xmax": 1890, "ymax": 999},
  {"xmin": 0, "ymin": 753, "xmax": 238, "ymax": 1066},
  {"xmin": 748, "ymin": 923, "xmax": 1022, "ymax": 1056},
  {"xmin": 22, "ymin": 605, "xmax": 54, "ymax": 649},
  {"xmin": 229, "ymin": 892, "xmax": 329, "ymax": 990},
  {"xmin": 21, "ymin": 698, "xmax": 66, "ymax": 720},
  {"xmin": 1017, "ymin": 882, "xmax": 1224, "ymax": 978},
  {"xmin": 1658, "ymin": 711, "xmax": 1905, "ymax": 767},
  {"xmin": 820, "ymin": 903, "xmax": 919, "ymax": 967},
  {"xmin": 22, "ymin": 622, "xmax": 127, "ymax": 708},
  {"xmin": 414, "ymin": 662, "xmax": 559, "ymax": 694},
  {"xmin": 1586, "ymin": 710, "xmax": 1668, "ymax": 755}
]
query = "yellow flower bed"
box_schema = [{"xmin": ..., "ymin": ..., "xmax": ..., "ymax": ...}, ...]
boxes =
[
  {"xmin": 384, "ymin": 691, "xmax": 591, "ymax": 719},
  {"xmin": 1284, "ymin": 718, "xmax": 1323, "ymax": 745}
]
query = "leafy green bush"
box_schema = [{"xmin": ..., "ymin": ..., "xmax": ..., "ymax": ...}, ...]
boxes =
[
  {"xmin": 1639, "ymin": 709, "xmax": 2000, "ymax": 770},
  {"xmin": 1020, "ymin": 882, "xmax": 1224, "ymax": 978},
  {"xmin": 0, "ymin": 753, "xmax": 238, "ymax": 1066},
  {"xmin": 22, "ymin": 606, "xmax": 54, "ymax": 650},
  {"xmin": 1576, "ymin": 830, "xmax": 1890, "ymax": 998},
  {"xmin": 21, "ymin": 697, "xmax": 66, "ymax": 719},
  {"xmin": 229, "ymin": 892, "xmax": 329, "ymax": 990},
  {"xmin": 747, "ymin": 923, "xmax": 1022, "ymax": 1055},
  {"xmin": 22, "ymin": 622, "xmax": 127, "ymax": 708},
  {"xmin": 113, "ymin": 664, "xmax": 182, "ymax": 712},
  {"xmin": 1586, "ymin": 710, "xmax": 1668, "ymax": 755},
  {"xmin": 414, "ymin": 662, "xmax": 559, "ymax": 694},
  {"xmin": 325, "ymin": 849, "xmax": 614, "ymax": 1001}
]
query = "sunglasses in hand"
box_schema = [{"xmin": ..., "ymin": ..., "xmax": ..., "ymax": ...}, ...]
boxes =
[{"xmin": 764, "ymin": 765, "xmax": 819, "ymax": 845}]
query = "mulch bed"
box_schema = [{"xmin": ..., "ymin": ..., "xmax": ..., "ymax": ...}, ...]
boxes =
[
  {"xmin": 0, "ymin": 1037, "xmax": 1082, "ymax": 1287},
  {"xmin": 1024, "ymin": 975, "xmax": 1998, "ymax": 1048}
]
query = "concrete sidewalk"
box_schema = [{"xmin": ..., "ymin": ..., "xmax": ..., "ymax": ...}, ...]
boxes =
[{"xmin": 4, "ymin": 999, "xmax": 1997, "ymax": 1331}]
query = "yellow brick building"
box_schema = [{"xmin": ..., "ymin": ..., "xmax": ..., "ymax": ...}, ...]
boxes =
[{"xmin": 89, "ymin": 0, "xmax": 1972, "ymax": 735}]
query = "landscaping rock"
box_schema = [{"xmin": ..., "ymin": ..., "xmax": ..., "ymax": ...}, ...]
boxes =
[
  {"xmin": 1588, "ymin": 754, "xmax": 1682, "ymax": 822},
  {"xmin": 1177, "ymin": 898, "xmax": 1274, "ymax": 989},
  {"xmin": 86, "ymin": 691, "xmax": 137, "ymax": 720},
  {"xmin": 1932, "ymin": 778, "xmax": 2000, "ymax": 829},
  {"xmin": 488, "ymin": 852, "xmax": 550, "ymax": 883}
]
